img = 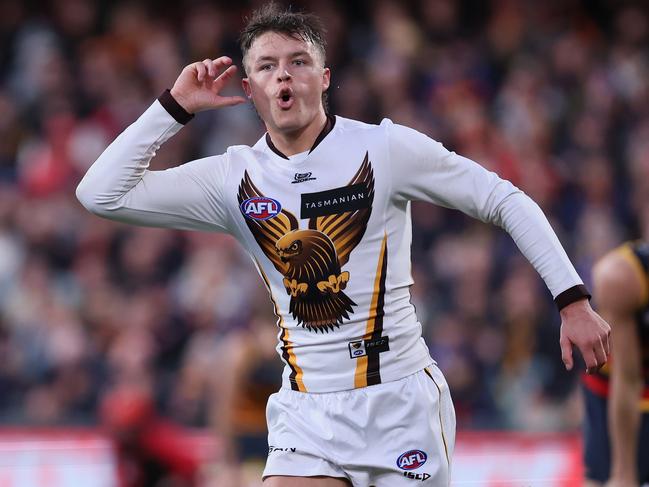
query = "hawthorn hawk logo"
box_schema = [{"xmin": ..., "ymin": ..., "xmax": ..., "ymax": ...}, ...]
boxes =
[{"xmin": 238, "ymin": 153, "xmax": 374, "ymax": 332}]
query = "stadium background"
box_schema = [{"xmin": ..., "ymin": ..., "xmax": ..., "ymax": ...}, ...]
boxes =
[{"xmin": 0, "ymin": 0, "xmax": 647, "ymax": 485}]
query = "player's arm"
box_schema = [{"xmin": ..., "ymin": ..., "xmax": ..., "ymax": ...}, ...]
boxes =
[
  {"xmin": 386, "ymin": 121, "xmax": 610, "ymax": 373},
  {"xmin": 76, "ymin": 57, "xmax": 246, "ymax": 231},
  {"xmin": 593, "ymin": 250, "xmax": 644, "ymax": 487}
]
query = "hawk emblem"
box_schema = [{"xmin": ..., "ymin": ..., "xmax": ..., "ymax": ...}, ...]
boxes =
[{"xmin": 238, "ymin": 153, "xmax": 374, "ymax": 332}]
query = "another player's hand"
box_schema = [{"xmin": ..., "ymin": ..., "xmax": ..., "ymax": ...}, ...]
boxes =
[
  {"xmin": 559, "ymin": 299, "xmax": 610, "ymax": 373},
  {"xmin": 170, "ymin": 57, "xmax": 247, "ymax": 114}
]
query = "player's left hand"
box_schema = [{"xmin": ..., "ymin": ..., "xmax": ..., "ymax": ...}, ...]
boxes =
[{"xmin": 559, "ymin": 299, "xmax": 611, "ymax": 374}]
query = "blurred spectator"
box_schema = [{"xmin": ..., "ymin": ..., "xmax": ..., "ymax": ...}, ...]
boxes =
[{"xmin": 100, "ymin": 381, "xmax": 204, "ymax": 487}]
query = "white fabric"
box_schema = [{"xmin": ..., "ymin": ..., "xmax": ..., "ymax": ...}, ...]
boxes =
[
  {"xmin": 77, "ymin": 100, "xmax": 584, "ymax": 393},
  {"xmin": 287, "ymin": 150, "xmax": 309, "ymax": 164},
  {"xmin": 263, "ymin": 365, "xmax": 456, "ymax": 486}
]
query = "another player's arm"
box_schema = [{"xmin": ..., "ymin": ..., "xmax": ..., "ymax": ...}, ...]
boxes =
[
  {"xmin": 208, "ymin": 332, "xmax": 254, "ymax": 474},
  {"xmin": 386, "ymin": 121, "xmax": 610, "ymax": 373},
  {"xmin": 76, "ymin": 57, "xmax": 246, "ymax": 231},
  {"xmin": 593, "ymin": 250, "xmax": 644, "ymax": 487}
]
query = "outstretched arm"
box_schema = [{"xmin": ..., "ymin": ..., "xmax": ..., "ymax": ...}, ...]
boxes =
[
  {"xmin": 593, "ymin": 249, "xmax": 644, "ymax": 487},
  {"xmin": 494, "ymin": 195, "xmax": 611, "ymax": 374},
  {"xmin": 386, "ymin": 121, "xmax": 610, "ymax": 373},
  {"xmin": 76, "ymin": 57, "xmax": 246, "ymax": 231}
]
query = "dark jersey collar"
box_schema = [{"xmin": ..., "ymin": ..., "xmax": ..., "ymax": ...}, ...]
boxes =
[{"xmin": 265, "ymin": 114, "xmax": 336, "ymax": 160}]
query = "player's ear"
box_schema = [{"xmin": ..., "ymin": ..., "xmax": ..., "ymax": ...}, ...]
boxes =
[
  {"xmin": 242, "ymin": 78, "xmax": 252, "ymax": 99},
  {"xmin": 322, "ymin": 67, "xmax": 330, "ymax": 92}
]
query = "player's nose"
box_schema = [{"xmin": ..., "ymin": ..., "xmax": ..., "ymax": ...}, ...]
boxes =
[{"xmin": 277, "ymin": 67, "xmax": 292, "ymax": 82}]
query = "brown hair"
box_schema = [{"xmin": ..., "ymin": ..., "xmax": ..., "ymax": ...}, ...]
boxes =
[{"xmin": 239, "ymin": 2, "xmax": 327, "ymax": 74}]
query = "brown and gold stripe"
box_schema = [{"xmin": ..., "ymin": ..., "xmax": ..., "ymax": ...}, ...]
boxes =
[
  {"xmin": 354, "ymin": 234, "xmax": 388, "ymax": 388},
  {"xmin": 256, "ymin": 259, "xmax": 306, "ymax": 392}
]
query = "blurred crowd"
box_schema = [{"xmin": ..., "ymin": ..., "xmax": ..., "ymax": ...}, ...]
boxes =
[{"xmin": 0, "ymin": 0, "xmax": 647, "ymax": 443}]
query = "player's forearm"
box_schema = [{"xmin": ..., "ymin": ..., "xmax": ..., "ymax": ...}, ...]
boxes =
[
  {"xmin": 493, "ymin": 192, "xmax": 583, "ymax": 298},
  {"xmin": 76, "ymin": 98, "xmax": 184, "ymax": 216}
]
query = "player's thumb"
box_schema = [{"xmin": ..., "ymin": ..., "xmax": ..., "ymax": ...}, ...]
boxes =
[
  {"xmin": 218, "ymin": 95, "xmax": 248, "ymax": 107},
  {"xmin": 560, "ymin": 335, "xmax": 573, "ymax": 371}
]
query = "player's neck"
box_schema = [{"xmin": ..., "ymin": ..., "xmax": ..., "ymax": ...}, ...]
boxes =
[{"xmin": 266, "ymin": 110, "xmax": 328, "ymax": 157}]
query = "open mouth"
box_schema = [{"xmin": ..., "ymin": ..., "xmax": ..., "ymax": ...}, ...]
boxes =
[{"xmin": 277, "ymin": 88, "xmax": 294, "ymax": 109}]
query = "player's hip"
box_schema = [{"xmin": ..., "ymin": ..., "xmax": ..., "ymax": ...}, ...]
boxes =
[
  {"xmin": 264, "ymin": 365, "xmax": 456, "ymax": 486},
  {"xmin": 276, "ymin": 333, "xmax": 433, "ymax": 393}
]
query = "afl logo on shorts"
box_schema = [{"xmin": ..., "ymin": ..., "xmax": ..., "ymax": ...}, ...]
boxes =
[
  {"xmin": 241, "ymin": 197, "xmax": 282, "ymax": 220},
  {"xmin": 397, "ymin": 450, "xmax": 427, "ymax": 470}
]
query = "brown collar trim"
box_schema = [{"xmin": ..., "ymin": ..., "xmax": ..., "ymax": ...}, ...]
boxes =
[{"xmin": 265, "ymin": 114, "xmax": 336, "ymax": 160}]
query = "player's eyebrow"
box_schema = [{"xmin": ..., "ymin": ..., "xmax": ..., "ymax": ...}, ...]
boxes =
[
  {"xmin": 255, "ymin": 51, "xmax": 312, "ymax": 64},
  {"xmin": 288, "ymin": 50, "xmax": 310, "ymax": 58},
  {"xmin": 254, "ymin": 56, "xmax": 277, "ymax": 66}
]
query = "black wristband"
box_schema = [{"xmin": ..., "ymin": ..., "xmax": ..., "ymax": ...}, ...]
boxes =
[
  {"xmin": 158, "ymin": 89, "xmax": 194, "ymax": 124},
  {"xmin": 555, "ymin": 284, "xmax": 591, "ymax": 311}
]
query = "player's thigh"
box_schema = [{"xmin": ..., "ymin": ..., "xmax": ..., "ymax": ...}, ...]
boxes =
[
  {"xmin": 264, "ymin": 475, "xmax": 352, "ymax": 486},
  {"xmin": 365, "ymin": 366, "xmax": 454, "ymax": 487}
]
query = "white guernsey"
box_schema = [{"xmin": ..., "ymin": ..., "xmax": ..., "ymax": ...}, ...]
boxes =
[{"xmin": 77, "ymin": 99, "xmax": 583, "ymax": 393}]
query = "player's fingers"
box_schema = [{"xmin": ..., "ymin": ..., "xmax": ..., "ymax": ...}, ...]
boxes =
[
  {"xmin": 560, "ymin": 335, "xmax": 573, "ymax": 371},
  {"xmin": 603, "ymin": 327, "xmax": 611, "ymax": 357},
  {"xmin": 586, "ymin": 364, "xmax": 603, "ymax": 374},
  {"xmin": 202, "ymin": 58, "xmax": 216, "ymax": 78},
  {"xmin": 212, "ymin": 56, "xmax": 233, "ymax": 70},
  {"xmin": 212, "ymin": 65, "xmax": 239, "ymax": 92},
  {"xmin": 583, "ymin": 346, "xmax": 601, "ymax": 374},
  {"xmin": 219, "ymin": 95, "xmax": 248, "ymax": 107},
  {"xmin": 592, "ymin": 338, "xmax": 608, "ymax": 371},
  {"xmin": 195, "ymin": 61, "xmax": 207, "ymax": 82}
]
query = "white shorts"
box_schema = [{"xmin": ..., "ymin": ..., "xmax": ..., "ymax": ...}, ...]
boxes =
[{"xmin": 263, "ymin": 364, "xmax": 456, "ymax": 486}]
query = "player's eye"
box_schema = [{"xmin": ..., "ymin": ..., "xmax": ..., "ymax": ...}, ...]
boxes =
[
  {"xmin": 259, "ymin": 64, "xmax": 273, "ymax": 71},
  {"xmin": 293, "ymin": 59, "xmax": 305, "ymax": 66}
]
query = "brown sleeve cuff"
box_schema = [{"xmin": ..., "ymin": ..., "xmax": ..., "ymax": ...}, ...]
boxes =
[
  {"xmin": 555, "ymin": 284, "xmax": 591, "ymax": 311},
  {"xmin": 158, "ymin": 89, "xmax": 194, "ymax": 125}
]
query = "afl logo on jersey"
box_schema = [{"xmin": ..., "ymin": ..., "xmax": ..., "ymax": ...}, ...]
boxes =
[
  {"xmin": 241, "ymin": 197, "xmax": 282, "ymax": 220},
  {"xmin": 397, "ymin": 450, "xmax": 427, "ymax": 470}
]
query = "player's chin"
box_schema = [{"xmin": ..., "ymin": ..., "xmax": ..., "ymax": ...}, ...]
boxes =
[{"xmin": 272, "ymin": 112, "xmax": 304, "ymax": 132}]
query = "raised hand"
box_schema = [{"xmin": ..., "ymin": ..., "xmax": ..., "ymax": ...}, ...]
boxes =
[{"xmin": 170, "ymin": 56, "xmax": 247, "ymax": 114}]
